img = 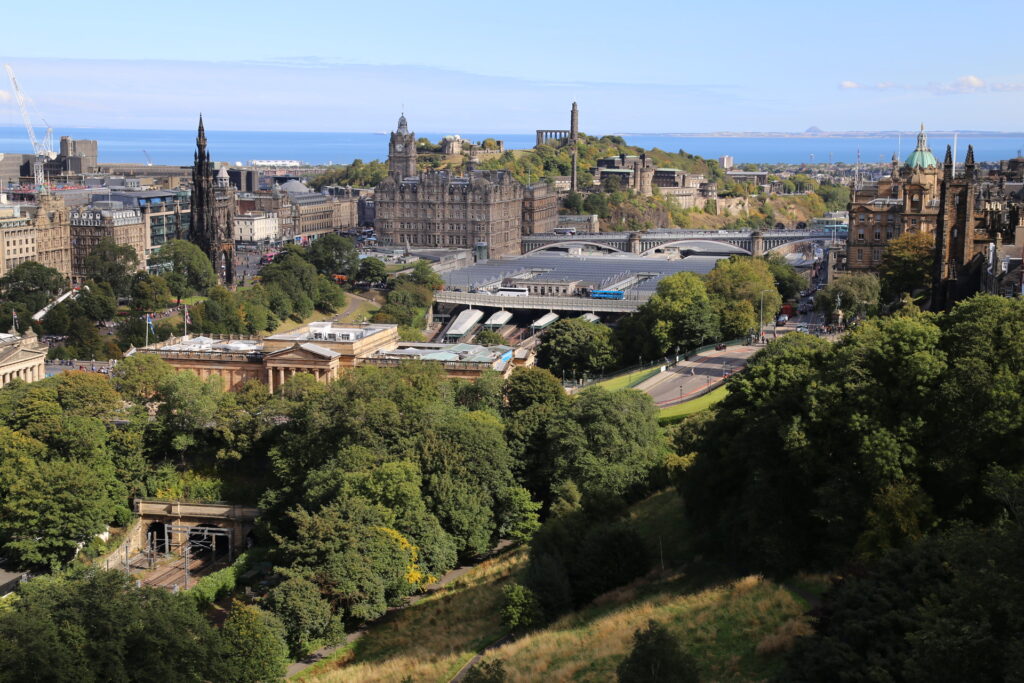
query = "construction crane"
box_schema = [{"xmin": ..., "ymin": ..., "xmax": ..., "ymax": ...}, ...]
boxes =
[
  {"xmin": 3, "ymin": 64, "xmax": 56, "ymax": 188},
  {"xmin": 143, "ymin": 150, "xmax": 153, "ymax": 166}
]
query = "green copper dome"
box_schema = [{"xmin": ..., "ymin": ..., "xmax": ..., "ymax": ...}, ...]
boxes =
[{"xmin": 905, "ymin": 124, "xmax": 938, "ymax": 168}]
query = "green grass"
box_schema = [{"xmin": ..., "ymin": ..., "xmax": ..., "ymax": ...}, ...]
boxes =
[
  {"xmin": 594, "ymin": 366, "xmax": 662, "ymax": 392},
  {"xmin": 658, "ymin": 384, "xmax": 728, "ymax": 424},
  {"xmin": 304, "ymin": 490, "xmax": 818, "ymax": 682}
]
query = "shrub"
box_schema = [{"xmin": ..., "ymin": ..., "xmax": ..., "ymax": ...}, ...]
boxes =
[
  {"xmin": 617, "ymin": 620, "xmax": 699, "ymax": 683},
  {"xmin": 464, "ymin": 658, "xmax": 508, "ymax": 682},
  {"xmin": 500, "ymin": 583, "xmax": 542, "ymax": 632}
]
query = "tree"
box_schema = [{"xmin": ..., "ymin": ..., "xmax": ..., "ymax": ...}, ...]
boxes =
[
  {"xmin": 84, "ymin": 238, "xmax": 139, "ymax": 297},
  {"xmin": 764, "ymin": 254, "xmax": 804, "ymax": 301},
  {"xmin": 357, "ymin": 257, "xmax": 387, "ymax": 283},
  {"xmin": 306, "ymin": 233, "xmax": 360, "ymax": 278},
  {"xmin": 550, "ymin": 387, "xmax": 664, "ymax": 502},
  {"xmin": 713, "ymin": 298, "xmax": 757, "ymax": 339},
  {"xmin": 112, "ymin": 353, "xmax": 175, "ymax": 403},
  {"xmin": 617, "ymin": 620, "xmax": 699, "ymax": 683},
  {"xmin": 704, "ymin": 255, "xmax": 781, "ymax": 322},
  {"xmin": 216, "ymin": 602, "xmax": 289, "ymax": 683},
  {"xmin": 474, "ymin": 328, "xmax": 506, "ymax": 346},
  {"xmin": 879, "ymin": 231, "xmax": 934, "ymax": 302},
  {"xmin": 502, "ymin": 367, "xmax": 566, "ymax": 415},
  {"xmin": 0, "ymin": 570, "xmax": 218, "ymax": 682},
  {"xmin": 153, "ymin": 240, "xmax": 216, "ymax": 296},
  {"xmin": 630, "ymin": 272, "xmax": 719, "ymax": 358},
  {"xmin": 500, "ymin": 584, "xmax": 542, "ymax": 632},
  {"xmin": 155, "ymin": 371, "xmax": 222, "ymax": 456},
  {"xmin": 75, "ymin": 281, "xmax": 118, "ymax": 322},
  {"xmin": 814, "ymin": 273, "xmax": 880, "ymax": 322},
  {"xmin": 129, "ymin": 272, "xmax": 172, "ymax": 311},
  {"xmin": 0, "ymin": 455, "xmax": 112, "ymax": 569},
  {"xmin": 463, "ymin": 659, "xmax": 509, "ymax": 683},
  {"xmin": 263, "ymin": 577, "xmax": 337, "ymax": 657},
  {"xmin": 536, "ymin": 318, "xmax": 616, "ymax": 379},
  {"xmin": 410, "ymin": 259, "xmax": 444, "ymax": 290},
  {"xmin": 0, "ymin": 261, "xmax": 66, "ymax": 313}
]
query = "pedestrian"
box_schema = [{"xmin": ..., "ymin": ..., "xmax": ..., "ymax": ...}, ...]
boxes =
[{"xmin": 690, "ymin": 367, "xmax": 695, "ymax": 376}]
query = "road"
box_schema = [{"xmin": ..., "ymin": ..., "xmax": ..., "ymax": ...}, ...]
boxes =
[
  {"xmin": 636, "ymin": 344, "xmax": 759, "ymax": 406},
  {"xmin": 634, "ymin": 299, "xmax": 827, "ymax": 407}
]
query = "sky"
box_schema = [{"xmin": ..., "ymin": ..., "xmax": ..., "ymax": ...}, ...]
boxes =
[{"xmin": 1, "ymin": 0, "xmax": 1024, "ymax": 134}]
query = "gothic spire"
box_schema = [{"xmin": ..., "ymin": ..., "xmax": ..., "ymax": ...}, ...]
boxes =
[
  {"xmin": 943, "ymin": 145, "xmax": 953, "ymax": 166},
  {"xmin": 965, "ymin": 144, "xmax": 975, "ymax": 167}
]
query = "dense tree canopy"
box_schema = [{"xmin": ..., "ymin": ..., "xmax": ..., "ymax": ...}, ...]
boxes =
[
  {"xmin": 879, "ymin": 231, "xmax": 935, "ymax": 303},
  {"xmin": 536, "ymin": 317, "xmax": 616, "ymax": 379},
  {"xmin": 682, "ymin": 296, "xmax": 1024, "ymax": 576},
  {"xmin": 84, "ymin": 238, "xmax": 139, "ymax": 298},
  {"xmin": 152, "ymin": 240, "xmax": 216, "ymax": 296},
  {"xmin": 305, "ymin": 234, "xmax": 360, "ymax": 279}
]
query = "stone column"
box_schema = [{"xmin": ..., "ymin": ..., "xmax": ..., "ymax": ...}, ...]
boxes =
[
  {"xmin": 266, "ymin": 367, "xmax": 274, "ymax": 393},
  {"xmin": 751, "ymin": 231, "xmax": 765, "ymax": 258}
]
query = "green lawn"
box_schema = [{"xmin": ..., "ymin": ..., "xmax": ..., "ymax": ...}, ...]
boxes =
[
  {"xmin": 594, "ymin": 366, "xmax": 662, "ymax": 392},
  {"xmin": 658, "ymin": 384, "xmax": 728, "ymax": 424}
]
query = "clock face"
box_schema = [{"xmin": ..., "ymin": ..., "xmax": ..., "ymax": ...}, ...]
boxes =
[{"xmin": 395, "ymin": 143, "xmax": 404, "ymax": 152}]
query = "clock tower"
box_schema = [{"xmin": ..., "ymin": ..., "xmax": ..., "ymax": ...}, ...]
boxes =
[{"xmin": 388, "ymin": 113, "xmax": 417, "ymax": 178}]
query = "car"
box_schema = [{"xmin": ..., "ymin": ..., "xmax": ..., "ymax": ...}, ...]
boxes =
[{"xmin": 776, "ymin": 314, "xmax": 789, "ymax": 326}]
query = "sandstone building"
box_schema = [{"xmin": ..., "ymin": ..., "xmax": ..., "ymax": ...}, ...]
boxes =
[
  {"xmin": 134, "ymin": 320, "xmax": 522, "ymax": 390},
  {"xmin": 375, "ymin": 115, "xmax": 524, "ymax": 258},
  {"xmin": 69, "ymin": 203, "xmax": 147, "ymax": 284},
  {"xmin": 0, "ymin": 329, "xmax": 46, "ymax": 388},
  {"xmin": 846, "ymin": 126, "xmax": 941, "ymax": 271}
]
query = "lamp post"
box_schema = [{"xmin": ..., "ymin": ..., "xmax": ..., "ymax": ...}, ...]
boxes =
[{"xmin": 758, "ymin": 289, "xmax": 772, "ymax": 344}]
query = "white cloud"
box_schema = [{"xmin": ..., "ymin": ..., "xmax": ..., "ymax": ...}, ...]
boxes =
[
  {"xmin": 0, "ymin": 89, "xmax": 11, "ymax": 103},
  {"xmin": 839, "ymin": 75, "xmax": 1024, "ymax": 95}
]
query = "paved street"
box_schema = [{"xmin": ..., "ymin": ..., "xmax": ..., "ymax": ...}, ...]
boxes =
[{"xmin": 636, "ymin": 344, "xmax": 759, "ymax": 406}]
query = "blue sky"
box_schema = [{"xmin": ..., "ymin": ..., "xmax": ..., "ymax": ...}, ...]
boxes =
[{"xmin": 2, "ymin": 0, "xmax": 1023, "ymax": 133}]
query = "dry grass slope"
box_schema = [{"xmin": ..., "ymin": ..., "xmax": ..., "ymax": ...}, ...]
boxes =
[
  {"xmin": 307, "ymin": 548, "xmax": 526, "ymax": 683},
  {"xmin": 493, "ymin": 574, "xmax": 807, "ymax": 682},
  {"xmin": 304, "ymin": 491, "xmax": 823, "ymax": 682}
]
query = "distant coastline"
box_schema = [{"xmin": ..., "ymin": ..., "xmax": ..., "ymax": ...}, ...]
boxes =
[{"xmin": 618, "ymin": 130, "xmax": 1024, "ymax": 139}]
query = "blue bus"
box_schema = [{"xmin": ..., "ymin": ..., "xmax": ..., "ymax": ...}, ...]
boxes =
[{"xmin": 590, "ymin": 290, "xmax": 625, "ymax": 300}]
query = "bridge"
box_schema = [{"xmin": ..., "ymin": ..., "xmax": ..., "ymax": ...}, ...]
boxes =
[
  {"xmin": 521, "ymin": 229, "xmax": 846, "ymax": 257},
  {"xmin": 130, "ymin": 499, "xmax": 260, "ymax": 556}
]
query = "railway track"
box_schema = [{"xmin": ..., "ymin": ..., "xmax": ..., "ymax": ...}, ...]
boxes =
[{"xmin": 141, "ymin": 554, "xmax": 215, "ymax": 590}]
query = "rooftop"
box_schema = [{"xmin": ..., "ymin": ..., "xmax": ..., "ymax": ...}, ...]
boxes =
[{"xmin": 265, "ymin": 321, "xmax": 394, "ymax": 343}]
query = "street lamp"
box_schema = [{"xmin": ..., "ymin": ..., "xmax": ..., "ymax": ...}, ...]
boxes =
[{"xmin": 758, "ymin": 288, "xmax": 772, "ymax": 344}]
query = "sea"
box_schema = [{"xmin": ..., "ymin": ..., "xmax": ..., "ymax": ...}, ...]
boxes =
[{"xmin": 3, "ymin": 126, "xmax": 1024, "ymax": 167}]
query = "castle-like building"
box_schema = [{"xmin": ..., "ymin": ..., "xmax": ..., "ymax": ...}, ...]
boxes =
[
  {"xmin": 374, "ymin": 115, "xmax": 524, "ymax": 258},
  {"xmin": 844, "ymin": 125, "xmax": 1024, "ymax": 306},
  {"xmin": 931, "ymin": 145, "xmax": 1024, "ymax": 308},
  {"xmin": 846, "ymin": 125, "xmax": 942, "ymax": 271}
]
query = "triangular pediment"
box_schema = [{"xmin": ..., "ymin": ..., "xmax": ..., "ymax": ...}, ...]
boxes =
[{"xmin": 265, "ymin": 343, "xmax": 339, "ymax": 362}]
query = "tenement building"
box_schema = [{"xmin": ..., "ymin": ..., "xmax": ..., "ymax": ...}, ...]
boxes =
[
  {"xmin": 375, "ymin": 115, "xmax": 524, "ymax": 258},
  {"xmin": 846, "ymin": 125, "xmax": 941, "ymax": 271},
  {"xmin": 69, "ymin": 203, "xmax": 147, "ymax": 284}
]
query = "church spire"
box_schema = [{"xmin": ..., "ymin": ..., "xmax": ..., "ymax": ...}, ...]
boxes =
[{"xmin": 397, "ymin": 113, "xmax": 409, "ymax": 135}]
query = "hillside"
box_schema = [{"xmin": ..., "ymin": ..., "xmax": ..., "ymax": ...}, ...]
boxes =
[{"xmin": 302, "ymin": 490, "xmax": 827, "ymax": 682}]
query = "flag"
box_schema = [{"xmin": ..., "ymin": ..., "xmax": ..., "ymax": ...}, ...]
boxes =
[
  {"xmin": 11, "ymin": 310, "xmax": 17, "ymax": 331},
  {"xmin": 146, "ymin": 314, "xmax": 156, "ymax": 336},
  {"xmin": 182, "ymin": 305, "xmax": 191, "ymax": 325}
]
